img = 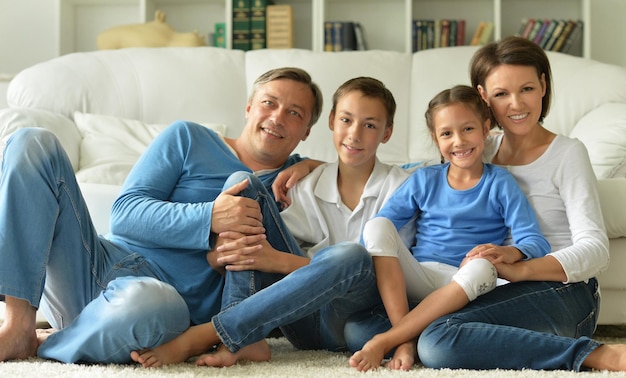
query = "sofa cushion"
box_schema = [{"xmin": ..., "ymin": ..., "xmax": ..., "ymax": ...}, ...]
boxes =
[
  {"xmin": 570, "ymin": 103, "xmax": 626, "ymax": 179},
  {"xmin": 74, "ymin": 112, "xmax": 226, "ymax": 185}
]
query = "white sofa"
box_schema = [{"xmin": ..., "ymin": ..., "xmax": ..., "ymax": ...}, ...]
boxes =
[{"xmin": 1, "ymin": 46, "xmax": 625, "ymax": 325}]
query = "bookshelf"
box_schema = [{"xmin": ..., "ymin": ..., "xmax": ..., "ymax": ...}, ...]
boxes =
[{"xmin": 57, "ymin": 0, "xmax": 591, "ymax": 58}]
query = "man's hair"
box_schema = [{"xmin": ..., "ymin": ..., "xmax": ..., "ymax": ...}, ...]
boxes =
[
  {"xmin": 250, "ymin": 67, "xmax": 323, "ymax": 128},
  {"xmin": 470, "ymin": 36, "xmax": 552, "ymax": 124},
  {"xmin": 331, "ymin": 76, "xmax": 396, "ymax": 127}
]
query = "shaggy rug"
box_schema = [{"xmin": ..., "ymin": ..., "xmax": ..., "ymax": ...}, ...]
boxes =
[{"xmin": 0, "ymin": 326, "xmax": 625, "ymax": 377}]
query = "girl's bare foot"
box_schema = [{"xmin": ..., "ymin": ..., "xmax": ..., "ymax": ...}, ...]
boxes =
[
  {"xmin": 349, "ymin": 338, "xmax": 386, "ymax": 372},
  {"xmin": 196, "ymin": 340, "xmax": 271, "ymax": 367},
  {"xmin": 36, "ymin": 328, "xmax": 58, "ymax": 347},
  {"xmin": 583, "ymin": 344, "xmax": 626, "ymax": 371},
  {"xmin": 385, "ymin": 341, "xmax": 415, "ymax": 371}
]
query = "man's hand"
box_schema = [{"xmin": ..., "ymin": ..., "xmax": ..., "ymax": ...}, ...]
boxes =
[
  {"xmin": 212, "ymin": 231, "xmax": 288, "ymax": 273},
  {"xmin": 212, "ymin": 179, "xmax": 265, "ymax": 235}
]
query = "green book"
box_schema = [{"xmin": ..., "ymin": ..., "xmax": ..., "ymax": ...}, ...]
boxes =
[
  {"xmin": 250, "ymin": 0, "xmax": 274, "ymax": 50},
  {"xmin": 214, "ymin": 22, "xmax": 226, "ymax": 48},
  {"xmin": 232, "ymin": 0, "xmax": 251, "ymax": 51}
]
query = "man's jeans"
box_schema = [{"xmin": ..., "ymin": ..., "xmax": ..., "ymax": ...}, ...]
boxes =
[
  {"xmin": 0, "ymin": 129, "xmax": 189, "ymax": 363},
  {"xmin": 212, "ymin": 171, "xmax": 382, "ymax": 353}
]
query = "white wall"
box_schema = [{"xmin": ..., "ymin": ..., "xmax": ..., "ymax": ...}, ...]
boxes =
[
  {"xmin": 590, "ymin": 0, "xmax": 626, "ymax": 68},
  {"xmin": 0, "ymin": 0, "xmax": 57, "ymax": 76}
]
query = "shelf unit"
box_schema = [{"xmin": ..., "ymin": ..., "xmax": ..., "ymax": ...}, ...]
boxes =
[{"xmin": 57, "ymin": 0, "xmax": 591, "ymax": 58}]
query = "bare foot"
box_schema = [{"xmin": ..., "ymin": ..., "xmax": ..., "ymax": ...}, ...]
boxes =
[
  {"xmin": 349, "ymin": 338, "xmax": 385, "ymax": 372},
  {"xmin": 36, "ymin": 328, "xmax": 58, "ymax": 347},
  {"xmin": 583, "ymin": 344, "xmax": 626, "ymax": 371},
  {"xmin": 384, "ymin": 341, "xmax": 415, "ymax": 371},
  {"xmin": 196, "ymin": 340, "xmax": 271, "ymax": 367},
  {"xmin": 0, "ymin": 298, "xmax": 39, "ymax": 361},
  {"xmin": 131, "ymin": 323, "xmax": 219, "ymax": 368}
]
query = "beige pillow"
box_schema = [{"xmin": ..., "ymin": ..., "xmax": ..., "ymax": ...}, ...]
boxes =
[{"xmin": 74, "ymin": 112, "xmax": 226, "ymax": 185}]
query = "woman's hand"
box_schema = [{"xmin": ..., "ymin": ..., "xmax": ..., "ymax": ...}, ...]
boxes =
[{"xmin": 465, "ymin": 244, "xmax": 523, "ymax": 264}]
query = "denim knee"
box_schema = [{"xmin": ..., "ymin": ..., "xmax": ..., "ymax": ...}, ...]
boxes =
[
  {"xmin": 313, "ymin": 242, "xmax": 372, "ymax": 269},
  {"xmin": 4, "ymin": 128, "xmax": 64, "ymax": 168}
]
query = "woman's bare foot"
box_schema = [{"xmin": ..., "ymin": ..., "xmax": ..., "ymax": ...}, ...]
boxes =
[
  {"xmin": 131, "ymin": 323, "xmax": 219, "ymax": 368},
  {"xmin": 583, "ymin": 344, "xmax": 626, "ymax": 371},
  {"xmin": 0, "ymin": 297, "xmax": 39, "ymax": 361},
  {"xmin": 384, "ymin": 341, "xmax": 415, "ymax": 371},
  {"xmin": 349, "ymin": 338, "xmax": 386, "ymax": 372},
  {"xmin": 196, "ymin": 340, "xmax": 271, "ymax": 367}
]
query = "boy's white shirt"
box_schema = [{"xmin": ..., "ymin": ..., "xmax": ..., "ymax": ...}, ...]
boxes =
[{"xmin": 280, "ymin": 158, "xmax": 412, "ymax": 258}]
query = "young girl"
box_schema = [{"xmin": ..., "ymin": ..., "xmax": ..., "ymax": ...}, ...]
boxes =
[{"xmin": 349, "ymin": 85, "xmax": 550, "ymax": 372}]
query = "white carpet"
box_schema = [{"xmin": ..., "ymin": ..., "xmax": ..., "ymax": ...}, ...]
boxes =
[{"xmin": 1, "ymin": 335, "xmax": 625, "ymax": 378}]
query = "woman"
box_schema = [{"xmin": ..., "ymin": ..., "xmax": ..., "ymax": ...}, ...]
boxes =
[{"xmin": 416, "ymin": 36, "xmax": 625, "ymax": 372}]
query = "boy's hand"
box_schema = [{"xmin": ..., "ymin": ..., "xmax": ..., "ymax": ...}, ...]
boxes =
[{"xmin": 272, "ymin": 159, "xmax": 324, "ymax": 209}]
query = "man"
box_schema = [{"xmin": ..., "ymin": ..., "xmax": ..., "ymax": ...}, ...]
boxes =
[{"xmin": 0, "ymin": 67, "xmax": 322, "ymax": 364}]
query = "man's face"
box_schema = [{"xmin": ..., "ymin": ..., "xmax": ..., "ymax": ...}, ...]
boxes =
[{"xmin": 243, "ymin": 79, "xmax": 314, "ymax": 166}]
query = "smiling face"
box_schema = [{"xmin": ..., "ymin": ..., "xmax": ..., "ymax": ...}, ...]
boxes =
[
  {"xmin": 329, "ymin": 90, "xmax": 392, "ymax": 171},
  {"xmin": 478, "ymin": 64, "xmax": 546, "ymax": 137},
  {"xmin": 432, "ymin": 102, "xmax": 490, "ymax": 173},
  {"xmin": 241, "ymin": 78, "xmax": 314, "ymax": 170}
]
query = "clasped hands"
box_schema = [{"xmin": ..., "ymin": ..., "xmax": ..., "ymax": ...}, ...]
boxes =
[{"xmin": 463, "ymin": 243, "xmax": 528, "ymax": 282}]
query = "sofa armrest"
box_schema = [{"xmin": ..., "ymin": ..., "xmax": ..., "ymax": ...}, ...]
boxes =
[
  {"xmin": 598, "ymin": 178, "xmax": 626, "ymax": 239},
  {"xmin": 0, "ymin": 108, "xmax": 81, "ymax": 171}
]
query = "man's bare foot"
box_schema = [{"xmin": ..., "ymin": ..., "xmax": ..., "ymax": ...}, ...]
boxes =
[
  {"xmin": 384, "ymin": 341, "xmax": 415, "ymax": 371},
  {"xmin": 0, "ymin": 297, "xmax": 39, "ymax": 361},
  {"xmin": 36, "ymin": 328, "xmax": 58, "ymax": 347},
  {"xmin": 349, "ymin": 338, "xmax": 386, "ymax": 372},
  {"xmin": 196, "ymin": 340, "xmax": 271, "ymax": 367},
  {"xmin": 583, "ymin": 344, "xmax": 626, "ymax": 371},
  {"xmin": 131, "ymin": 323, "xmax": 220, "ymax": 368}
]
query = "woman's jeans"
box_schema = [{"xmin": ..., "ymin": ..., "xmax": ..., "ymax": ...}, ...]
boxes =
[
  {"xmin": 212, "ymin": 172, "xmax": 383, "ymax": 353},
  {"xmin": 0, "ymin": 129, "xmax": 190, "ymax": 363},
  {"xmin": 346, "ymin": 277, "xmax": 602, "ymax": 371}
]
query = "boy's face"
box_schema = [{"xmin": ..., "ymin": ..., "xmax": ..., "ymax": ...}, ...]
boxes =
[
  {"xmin": 432, "ymin": 102, "xmax": 489, "ymax": 171},
  {"xmin": 329, "ymin": 91, "xmax": 392, "ymax": 170}
]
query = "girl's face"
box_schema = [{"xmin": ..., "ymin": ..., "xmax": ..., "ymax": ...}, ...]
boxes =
[
  {"xmin": 432, "ymin": 102, "xmax": 490, "ymax": 171},
  {"xmin": 478, "ymin": 64, "xmax": 546, "ymax": 137},
  {"xmin": 329, "ymin": 91, "xmax": 392, "ymax": 170}
]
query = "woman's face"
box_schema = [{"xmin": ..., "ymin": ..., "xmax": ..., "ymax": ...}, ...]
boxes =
[{"xmin": 478, "ymin": 64, "xmax": 546, "ymax": 136}]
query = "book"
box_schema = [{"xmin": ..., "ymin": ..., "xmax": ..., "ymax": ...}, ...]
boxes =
[
  {"xmin": 232, "ymin": 0, "xmax": 251, "ymax": 51},
  {"xmin": 214, "ymin": 22, "xmax": 226, "ymax": 48},
  {"xmin": 414, "ymin": 20, "xmax": 423, "ymax": 51},
  {"xmin": 433, "ymin": 19, "xmax": 442, "ymax": 48},
  {"xmin": 516, "ymin": 18, "xmax": 528, "ymax": 36},
  {"xmin": 425, "ymin": 20, "xmax": 435, "ymax": 49},
  {"xmin": 552, "ymin": 20, "xmax": 576, "ymax": 52},
  {"xmin": 456, "ymin": 19, "xmax": 466, "ymax": 46},
  {"xmin": 470, "ymin": 21, "xmax": 486, "ymax": 46},
  {"xmin": 250, "ymin": 0, "xmax": 273, "ymax": 50},
  {"xmin": 327, "ymin": 22, "xmax": 357, "ymax": 51},
  {"xmin": 353, "ymin": 22, "xmax": 367, "ymax": 50},
  {"xmin": 478, "ymin": 22, "xmax": 494, "ymax": 45},
  {"xmin": 533, "ymin": 19, "xmax": 551, "ymax": 45},
  {"xmin": 538, "ymin": 19, "xmax": 558, "ymax": 48},
  {"xmin": 440, "ymin": 19, "xmax": 450, "ymax": 48},
  {"xmin": 527, "ymin": 19, "xmax": 543, "ymax": 42},
  {"xmin": 449, "ymin": 19, "xmax": 457, "ymax": 47},
  {"xmin": 520, "ymin": 19, "xmax": 536, "ymax": 39},
  {"xmin": 561, "ymin": 20, "xmax": 584, "ymax": 54},
  {"xmin": 266, "ymin": 4, "xmax": 294, "ymax": 49},
  {"xmin": 544, "ymin": 20, "xmax": 565, "ymax": 51},
  {"xmin": 324, "ymin": 22, "xmax": 333, "ymax": 51}
]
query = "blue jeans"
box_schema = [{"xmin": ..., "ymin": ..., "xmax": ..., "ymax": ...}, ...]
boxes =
[
  {"xmin": 212, "ymin": 172, "xmax": 382, "ymax": 353},
  {"xmin": 0, "ymin": 129, "xmax": 189, "ymax": 363},
  {"xmin": 346, "ymin": 277, "xmax": 602, "ymax": 371},
  {"xmin": 418, "ymin": 279, "xmax": 601, "ymax": 371}
]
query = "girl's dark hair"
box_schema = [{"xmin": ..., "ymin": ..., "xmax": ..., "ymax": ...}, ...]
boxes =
[
  {"xmin": 331, "ymin": 77, "xmax": 396, "ymax": 127},
  {"xmin": 469, "ymin": 36, "xmax": 552, "ymax": 123},
  {"xmin": 425, "ymin": 84, "xmax": 491, "ymax": 134}
]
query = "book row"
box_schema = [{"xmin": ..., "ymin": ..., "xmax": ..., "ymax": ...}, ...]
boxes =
[
  {"xmin": 323, "ymin": 21, "xmax": 367, "ymax": 52},
  {"xmin": 230, "ymin": 0, "xmax": 294, "ymax": 51},
  {"xmin": 517, "ymin": 19, "xmax": 583, "ymax": 54},
  {"xmin": 412, "ymin": 19, "xmax": 496, "ymax": 52}
]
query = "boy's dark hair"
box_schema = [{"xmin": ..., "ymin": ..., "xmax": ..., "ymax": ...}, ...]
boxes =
[
  {"xmin": 469, "ymin": 36, "xmax": 552, "ymax": 124},
  {"xmin": 250, "ymin": 67, "xmax": 324, "ymax": 128},
  {"xmin": 331, "ymin": 77, "xmax": 396, "ymax": 127}
]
